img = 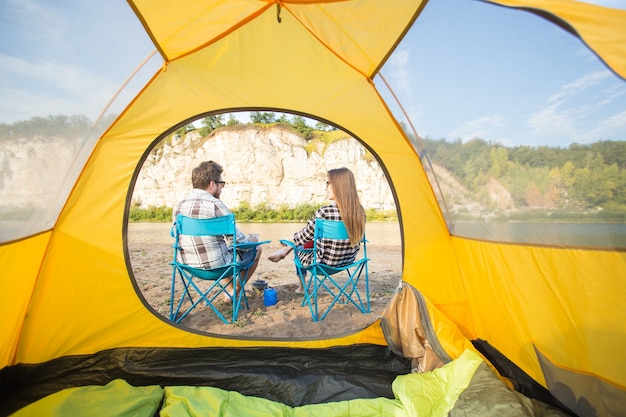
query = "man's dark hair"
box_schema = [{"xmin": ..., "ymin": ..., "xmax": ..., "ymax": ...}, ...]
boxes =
[{"xmin": 192, "ymin": 161, "xmax": 223, "ymax": 189}]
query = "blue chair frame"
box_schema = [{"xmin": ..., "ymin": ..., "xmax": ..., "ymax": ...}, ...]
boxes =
[
  {"xmin": 281, "ymin": 219, "xmax": 370, "ymax": 322},
  {"xmin": 170, "ymin": 213, "xmax": 270, "ymax": 324}
]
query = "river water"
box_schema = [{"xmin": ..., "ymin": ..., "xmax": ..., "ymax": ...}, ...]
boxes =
[
  {"xmin": 240, "ymin": 222, "xmax": 402, "ymax": 246},
  {"xmin": 452, "ymin": 221, "xmax": 626, "ymax": 248},
  {"xmin": 243, "ymin": 221, "xmax": 625, "ymax": 249},
  {"xmin": 130, "ymin": 221, "xmax": 625, "ymax": 249}
]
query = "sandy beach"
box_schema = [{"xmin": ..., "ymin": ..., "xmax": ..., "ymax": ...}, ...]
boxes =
[{"xmin": 128, "ymin": 222, "xmax": 403, "ymax": 339}]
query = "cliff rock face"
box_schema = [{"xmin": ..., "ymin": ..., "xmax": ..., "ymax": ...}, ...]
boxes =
[{"xmin": 132, "ymin": 126, "xmax": 396, "ymax": 211}]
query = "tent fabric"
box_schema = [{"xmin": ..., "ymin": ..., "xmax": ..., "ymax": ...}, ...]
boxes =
[
  {"xmin": 1, "ymin": 0, "xmax": 626, "ymax": 416},
  {"xmin": 129, "ymin": 0, "xmax": 425, "ymax": 76},
  {"xmin": 472, "ymin": 338, "xmax": 569, "ymax": 412},
  {"xmin": 450, "ymin": 238, "xmax": 626, "ymax": 401},
  {"xmin": 534, "ymin": 344, "xmax": 626, "ymax": 417}
]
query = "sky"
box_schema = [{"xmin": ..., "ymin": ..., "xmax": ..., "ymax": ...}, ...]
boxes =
[
  {"xmin": 0, "ymin": 0, "xmax": 158, "ymax": 126},
  {"xmin": 1, "ymin": 0, "xmax": 625, "ymax": 149},
  {"xmin": 381, "ymin": 0, "xmax": 626, "ymax": 147}
]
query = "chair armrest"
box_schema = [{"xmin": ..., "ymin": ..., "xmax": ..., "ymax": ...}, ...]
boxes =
[
  {"xmin": 236, "ymin": 240, "xmax": 271, "ymax": 250},
  {"xmin": 279, "ymin": 239, "xmax": 296, "ymax": 248},
  {"xmin": 280, "ymin": 239, "xmax": 314, "ymax": 256}
]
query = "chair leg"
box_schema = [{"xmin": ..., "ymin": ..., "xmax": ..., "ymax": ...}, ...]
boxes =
[
  {"xmin": 170, "ymin": 267, "xmax": 177, "ymax": 321},
  {"xmin": 311, "ymin": 264, "xmax": 370, "ymax": 322},
  {"xmin": 170, "ymin": 267, "xmax": 195, "ymax": 322},
  {"xmin": 232, "ymin": 274, "xmax": 242, "ymax": 322},
  {"xmin": 170, "ymin": 270, "xmax": 242, "ymax": 325},
  {"xmin": 298, "ymin": 270, "xmax": 318, "ymax": 321}
]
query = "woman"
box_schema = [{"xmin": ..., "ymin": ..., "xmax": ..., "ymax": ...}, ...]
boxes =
[{"xmin": 268, "ymin": 167, "xmax": 366, "ymax": 293}]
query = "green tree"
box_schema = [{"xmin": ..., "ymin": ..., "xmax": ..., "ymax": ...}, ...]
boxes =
[
  {"xmin": 489, "ymin": 146, "xmax": 509, "ymax": 178},
  {"xmin": 173, "ymin": 125, "xmax": 190, "ymax": 137},
  {"xmin": 570, "ymin": 165, "xmax": 615, "ymax": 208},
  {"xmin": 226, "ymin": 114, "xmax": 240, "ymax": 126},
  {"xmin": 509, "ymin": 145, "xmax": 534, "ymax": 166},
  {"xmin": 616, "ymin": 169, "xmax": 626, "ymax": 206},
  {"xmin": 590, "ymin": 140, "xmax": 626, "ymax": 169},
  {"xmin": 0, "ymin": 114, "xmax": 91, "ymax": 139},
  {"xmin": 198, "ymin": 115, "xmax": 224, "ymax": 136},
  {"xmin": 290, "ymin": 115, "xmax": 313, "ymax": 139},
  {"xmin": 314, "ymin": 121, "xmax": 333, "ymax": 131},
  {"xmin": 560, "ymin": 161, "xmax": 576, "ymax": 188},
  {"xmin": 250, "ymin": 111, "xmax": 276, "ymax": 124}
]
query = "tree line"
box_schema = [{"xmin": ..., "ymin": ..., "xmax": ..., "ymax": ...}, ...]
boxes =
[
  {"xmin": 4, "ymin": 113, "xmax": 624, "ymax": 216},
  {"xmin": 0, "ymin": 114, "xmax": 118, "ymax": 141},
  {"xmin": 129, "ymin": 201, "xmax": 397, "ymax": 223},
  {"xmin": 183, "ymin": 111, "xmax": 336, "ymax": 140},
  {"xmin": 0, "ymin": 115, "xmax": 92, "ymax": 139},
  {"xmin": 420, "ymin": 137, "xmax": 626, "ymax": 213}
]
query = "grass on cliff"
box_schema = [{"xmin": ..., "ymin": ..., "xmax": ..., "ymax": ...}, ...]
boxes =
[{"xmin": 129, "ymin": 202, "xmax": 398, "ymax": 223}]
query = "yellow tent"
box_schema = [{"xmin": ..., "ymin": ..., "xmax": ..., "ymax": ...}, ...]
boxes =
[{"xmin": 1, "ymin": 0, "xmax": 625, "ymax": 416}]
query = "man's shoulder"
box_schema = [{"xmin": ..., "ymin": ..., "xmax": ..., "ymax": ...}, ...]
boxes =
[
  {"xmin": 180, "ymin": 188, "xmax": 216, "ymax": 202},
  {"xmin": 174, "ymin": 189, "xmax": 222, "ymax": 218}
]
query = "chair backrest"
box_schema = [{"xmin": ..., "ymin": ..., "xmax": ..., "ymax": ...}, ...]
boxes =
[
  {"xmin": 314, "ymin": 218, "xmax": 365, "ymax": 243},
  {"xmin": 175, "ymin": 213, "xmax": 236, "ymax": 238}
]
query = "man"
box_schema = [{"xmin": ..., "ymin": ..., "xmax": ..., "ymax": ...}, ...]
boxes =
[{"xmin": 173, "ymin": 160, "xmax": 261, "ymax": 302}]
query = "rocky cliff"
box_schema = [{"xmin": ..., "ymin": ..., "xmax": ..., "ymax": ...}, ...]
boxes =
[{"xmin": 132, "ymin": 125, "xmax": 396, "ymax": 211}]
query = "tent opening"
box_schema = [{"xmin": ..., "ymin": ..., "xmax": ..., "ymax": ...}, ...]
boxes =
[{"xmin": 126, "ymin": 110, "xmax": 403, "ymax": 337}]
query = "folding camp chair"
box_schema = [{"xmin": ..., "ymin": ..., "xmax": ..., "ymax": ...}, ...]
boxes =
[
  {"xmin": 170, "ymin": 213, "xmax": 270, "ymax": 324},
  {"xmin": 280, "ymin": 219, "xmax": 370, "ymax": 322}
]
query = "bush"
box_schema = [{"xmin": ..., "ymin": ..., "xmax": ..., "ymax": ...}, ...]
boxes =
[
  {"xmin": 366, "ymin": 208, "xmax": 398, "ymax": 221},
  {"xmin": 129, "ymin": 205, "xmax": 172, "ymax": 222},
  {"xmin": 129, "ymin": 202, "xmax": 398, "ymax": 222},
  {"xmin": 232, "ymin": 202, "xmax": 322, "ymax": 222}
]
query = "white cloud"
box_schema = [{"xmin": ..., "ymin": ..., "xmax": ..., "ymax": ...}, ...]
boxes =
[
  {"xmin": 387, "ymin": 49, "xmax": 412, "ymax": 93},
  {"xmin": 6, "ymin": 0, "xmax": 67, "ymax": 46},
  {"xmin": 0, "ymin": 54, "xmax": 119, "ymax": 122},
  {"xmin": 547, "ymin": 70, "xmax": 609, "ymax": 104},
  {"xmin": 528, "ymin": 103, "xmax": 577, "ymax": 142},
  {"xmin": 380, "ymin": 49, "xmax": 426, "ymax": 136},
  {"xmin": 528, "ymin": 69, "xmax": 626, "ymax": 144},
  {"xmin": 527, "ymin": 102, "xmax": 626, "ymax": 145},
  {"xmin": 583, "ymin": 109, "xmax": 626, "ymax": 141},
  {"xmin": 1, "ymin": 55, "xmax": 84, "ymax": 89},
  {"xmin": 599, "ymin": 83, "xmax": 626, "ymax": 104},
  {"xmin": 447, "ymin": 115, "xmax": 504, "ymax": 142}
]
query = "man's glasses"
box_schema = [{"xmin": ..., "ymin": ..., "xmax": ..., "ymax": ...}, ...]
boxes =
[{"xmin": 214, "ymin": 180, "xmax": 226, "ymax": 186}]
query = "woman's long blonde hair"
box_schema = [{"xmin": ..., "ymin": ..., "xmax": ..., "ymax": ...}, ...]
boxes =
[{"xmin": 327, "ymin": 168, "xmax": 366, "ymax": 245}]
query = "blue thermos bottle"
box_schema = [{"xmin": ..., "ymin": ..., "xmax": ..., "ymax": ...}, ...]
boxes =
[{"xmin": 263, "ymin": 287, "xmax": 277, "ymax": 306}]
